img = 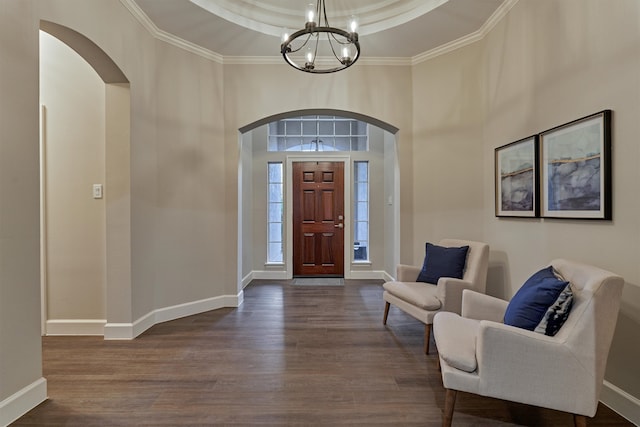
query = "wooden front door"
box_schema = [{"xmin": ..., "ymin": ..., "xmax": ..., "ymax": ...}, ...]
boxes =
[{"xmin": 293, "ymin": 161, "xmax": 344, "ymax": 277}]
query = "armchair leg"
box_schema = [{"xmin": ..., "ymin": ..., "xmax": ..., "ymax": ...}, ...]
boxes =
[
  {"xmin": 574, "ymin": 414, "xmax": 587, "ymax": 427},
  {"xmin": 424, "ymin": 324, "xmax": 432, "ymax": 354},
  {"xmin": 383, "ymin": 302, "xmax": 390, "ymax": 325},
  {"xmin": 443, "ymin": 389, "xmax": 457, "ymax": 427}
]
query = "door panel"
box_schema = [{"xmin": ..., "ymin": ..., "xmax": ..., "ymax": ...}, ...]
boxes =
[{"xmin": 293, "ymin": 161, "xmax": 344, "ymax": 277}]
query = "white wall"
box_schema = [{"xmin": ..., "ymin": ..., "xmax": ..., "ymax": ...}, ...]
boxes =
[{"xmin": 39, "ymin": 31, "xmax": 107, "ymax": 331}]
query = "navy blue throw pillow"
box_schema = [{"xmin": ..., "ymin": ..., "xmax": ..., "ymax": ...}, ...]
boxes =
[
  {"xmin": 504, "ymin": 266, "xmax": 571, "ymax": 332},
  {"xmin": 416, "ymin": 242, "xmax": 469, "ymax": 284}
]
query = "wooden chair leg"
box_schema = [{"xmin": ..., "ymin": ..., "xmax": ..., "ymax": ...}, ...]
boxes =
[
  {"xmin": 424, "ymin": 324, "xmax": 432, "ymax": 354},
  {"xmin": 574, "ymin": 414, "xmax": 587, "ymax": 427},
  {"xmin": 443, "ymin": 389, "xmax": 457, "ymax": 427},
  {"xmin": 383, "ymin": 302, "xmax": 390, "ymax": 325}
]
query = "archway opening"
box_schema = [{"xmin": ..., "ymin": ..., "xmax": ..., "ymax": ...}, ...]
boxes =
[
  {"xmin": 237, "ymin": 109, "xmax": 400, "ymax": 289},
  {"xmin": 39, "ymin": 21, "xmax": 131, "ymax": 337}
]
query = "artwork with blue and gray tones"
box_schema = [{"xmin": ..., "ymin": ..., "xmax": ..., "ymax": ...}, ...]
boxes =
[
  {"xmin": 546, "ymin": 120, "xmax": 601, "ymax": 211},
  {"xmin": 500, "ymin": 141, "xmax": 534, "ymax": 211}
]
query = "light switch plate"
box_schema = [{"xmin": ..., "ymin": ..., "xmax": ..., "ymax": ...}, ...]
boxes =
[{"xmin": 93, "ymin": 184, "xmax": 103, "ymax": 199}]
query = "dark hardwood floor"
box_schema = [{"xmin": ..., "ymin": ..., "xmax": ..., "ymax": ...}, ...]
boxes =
[{"xmin": 14, "ymin": 279, "xmax": 633, "ymax": 426}]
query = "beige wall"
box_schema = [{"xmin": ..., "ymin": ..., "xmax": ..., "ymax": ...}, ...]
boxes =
[
  {"xmin": 2, "ymin": 0, "xmax": 640, "ymax": 423},
  {"xmin": 410, "ymin": 42, "xmax": 487, "ymax": 261},
  {"xmin": 482, "ymin": 0, "xmax": 640, "ymax": 403},
  {"xmin": 39, "ymin": 31, "xmax": 107, "ymax": 324},
  {"xmin": 38, "ymin": 0, "xmax": 228, "ymax": 322},
  {"xmin": 0, "ymin": 0, "xmax": 45, "ymax": 417}
]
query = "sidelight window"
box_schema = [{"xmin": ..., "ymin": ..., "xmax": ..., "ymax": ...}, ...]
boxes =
[
  {"xmin": 267, "ymin": 162, "xmax": 284, "ymax": 263},
  {"xmin": 353, "ymin": 161, "xmax": 369, "ymax": 262}
]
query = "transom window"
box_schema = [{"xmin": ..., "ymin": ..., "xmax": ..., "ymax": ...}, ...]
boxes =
[{"xmin": 268, "ymin": 115, "xmax": 368, "ymax": 152}]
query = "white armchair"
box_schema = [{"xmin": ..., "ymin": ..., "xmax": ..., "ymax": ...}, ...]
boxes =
[
  {"xmin": 382, "ymin": 239, "xmax": 489, "ymax": 354},
  {"xmin": 433, "ymin": 259, "xmax": 624, "ymax": 427}
]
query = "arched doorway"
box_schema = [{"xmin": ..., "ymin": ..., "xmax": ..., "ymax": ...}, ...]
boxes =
[
  {"xmin": 39, "ymin": 21, "xmax": 131, "ymax": 337},
  {"xmin": 237, "ymin": 109, "xmax": 400, "ymax": 288}
]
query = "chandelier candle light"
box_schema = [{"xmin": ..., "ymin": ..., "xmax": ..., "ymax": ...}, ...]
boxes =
[{"xmin": 280, "ymin": 0, "xmax": 360, "ymax": 73}]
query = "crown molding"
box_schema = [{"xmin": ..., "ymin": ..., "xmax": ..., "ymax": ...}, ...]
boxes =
[
  {"xmin": 412, "ymin": 0, "xmax": 519, "ymax": 65},
  {"xmin": 121, "ymin": 0, "xmax": 518, "ymax": 68},
  {"xmin": 223, "ymin": 56, "xmax": 412, "ymax": 67},
  {"xmin": 119, "ymin": 0, "xmax": 224, "ymax": 64}
]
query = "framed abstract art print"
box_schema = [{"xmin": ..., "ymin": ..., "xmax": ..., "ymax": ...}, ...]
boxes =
[
  {"xmin": 495, "ymin": 135, "xmax": 539, "ymax": 218},
  {"xmin": 539, "ymin": 110, "xmax": 612, "ymax": 220}
]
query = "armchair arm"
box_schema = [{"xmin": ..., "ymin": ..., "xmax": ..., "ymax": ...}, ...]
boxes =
[
  {"xmin": 436, "ymin": 278, "xmax": 474, "ymax": 315},
  {"xmin": 475, "ymin": 321, "xmax": 592, "ymax": 414},
  {"xmin": 461, "ymin": 290, "xmax": 508, "ymax": 322},
  {"xmin": 396, "ymin": 264, "xmax": 421, "ymax": 282}
]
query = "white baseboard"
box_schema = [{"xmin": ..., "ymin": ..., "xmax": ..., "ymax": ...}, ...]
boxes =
[
  {"xmin": 241, "ymin": 271, "xmax": 254, "ymax": 288},
  {"xmin": 383, "ymin": 271, "xmax": 394, "ymax": 282},
  {"xmin": 45, "ymin": 319, "xmax": 106, "ymax": 336},
  {"xmin": 251, "ymin": 270, "xmax": 391, "ymax": 281},
  {"xmin": 601, "ymin": 380, "xmax": 640, "ymax": 425},
  {"xmin": 253, "ymin": 270, "xmax": 289, "ymax": 280},
  {"xmin": 104, "ymin": 293, "xmax": 241, "ymax": 340},
  {"xmin": 0, "ymin": 377, "xmax": 47, "ymax": 426},
  {"xmin": 347, "ymin": 270, "xmax": 387, "ymax": 280}
]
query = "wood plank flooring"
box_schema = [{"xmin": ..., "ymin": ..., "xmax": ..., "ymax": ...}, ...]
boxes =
[{"xmin": 14, "ymin": 279, "xmax": 633, "ymax": 426}]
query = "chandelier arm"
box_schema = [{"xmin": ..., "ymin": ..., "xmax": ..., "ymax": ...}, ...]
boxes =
[
  {"xmin": 325, "ymin": 32, "xmax": 342, "ymax": 63},
  {"xmin": 311, "ymin": 31, "xmax": 320, "ymax": 66},
  {"xmin": 328, "ymin": 31, "xmax": 353, "ymax": 45},
  {"xmin": 286, "ymin": 32, "xmax": 313, "ymax": 54}
]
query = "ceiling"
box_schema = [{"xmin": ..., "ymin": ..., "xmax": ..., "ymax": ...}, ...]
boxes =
[{"xmin": 133, "ymin": 0, "xmax": 508, "ymax": 61}]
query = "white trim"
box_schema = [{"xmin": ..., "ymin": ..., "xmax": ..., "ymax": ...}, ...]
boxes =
[
  {"xmin": 601, "ymin": 380, "xmax": 640, "ymax": 425},
  {"xmin": 286, "ymin": 156, "xmax": 351, "ymax": 279},
  {"xmin": 253, "ymin": 270, "xmax": 289, "ymax": 280},
  {"xmin": 119, "ymin": 0, "xmax": 223, "ymax": 63},
  {"xmin": 248, "ymin": 269, "xmax": 392, "ymax": 282},
  {"xmin": 383, "ymin": 270, "xmax": 394, "ymax": 282},
  {"xmin": 348, "ymin": 270, "xmax": 387, "ymax": 280},
  {"xmin": 0, "ymin": 377, "xmax": 47, "ymax": 427},
  {"xmin": 222, "ymin": 56, "xmax": 413, "ymax": 67},
  {"xmin": 39, "ymin": 105, "xmax": 48, "ymax": 336},
  {"xmin": 412, "ymin": 0, "xmax": 519, "ymax": 65},
  {"xmin": 104, "ymin": 293, "xmax": 241, "ymax": 340},
  {"xmin": 241, "ymin": 271, "xmax": 254, "ymax": 288},
  {"xmin": 119, "ymin": 0, "xmax": 518, "ymax": 68},
  {"xmin": 45, "ymin": 319, "xmax": 106, "ymax": 336}
]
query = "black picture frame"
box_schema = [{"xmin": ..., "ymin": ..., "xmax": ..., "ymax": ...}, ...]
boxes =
[
  {"xmin": 495, "ymin": 135, "xmax": 539, "ymax": 218},
  {"xmin": 539, "ymin": 110, "xmax": 612, "ymax": 220}
]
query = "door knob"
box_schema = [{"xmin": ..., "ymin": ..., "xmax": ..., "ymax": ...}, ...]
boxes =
[{"xmin": 334, "ymin": 223, "xmax": 344, "ymax": 228}]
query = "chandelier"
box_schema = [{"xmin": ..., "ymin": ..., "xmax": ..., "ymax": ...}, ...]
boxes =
[{"xmin": 280, "ymin": 1, "xmax": 360, "ymax": 74}]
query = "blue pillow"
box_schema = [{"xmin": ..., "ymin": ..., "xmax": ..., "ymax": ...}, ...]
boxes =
[
  {"xmin": 504, "ymin": 266, "xmax": 572, "ymax": 335},
  {"xmin": 416, "ymin": 242, "xmax": 469, "ymax": 284}
]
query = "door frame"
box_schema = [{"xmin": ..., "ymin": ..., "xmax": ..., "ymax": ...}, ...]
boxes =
[{"xmin": 286, "ymin": 155, "xmax": 351, "ymax": 279}]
